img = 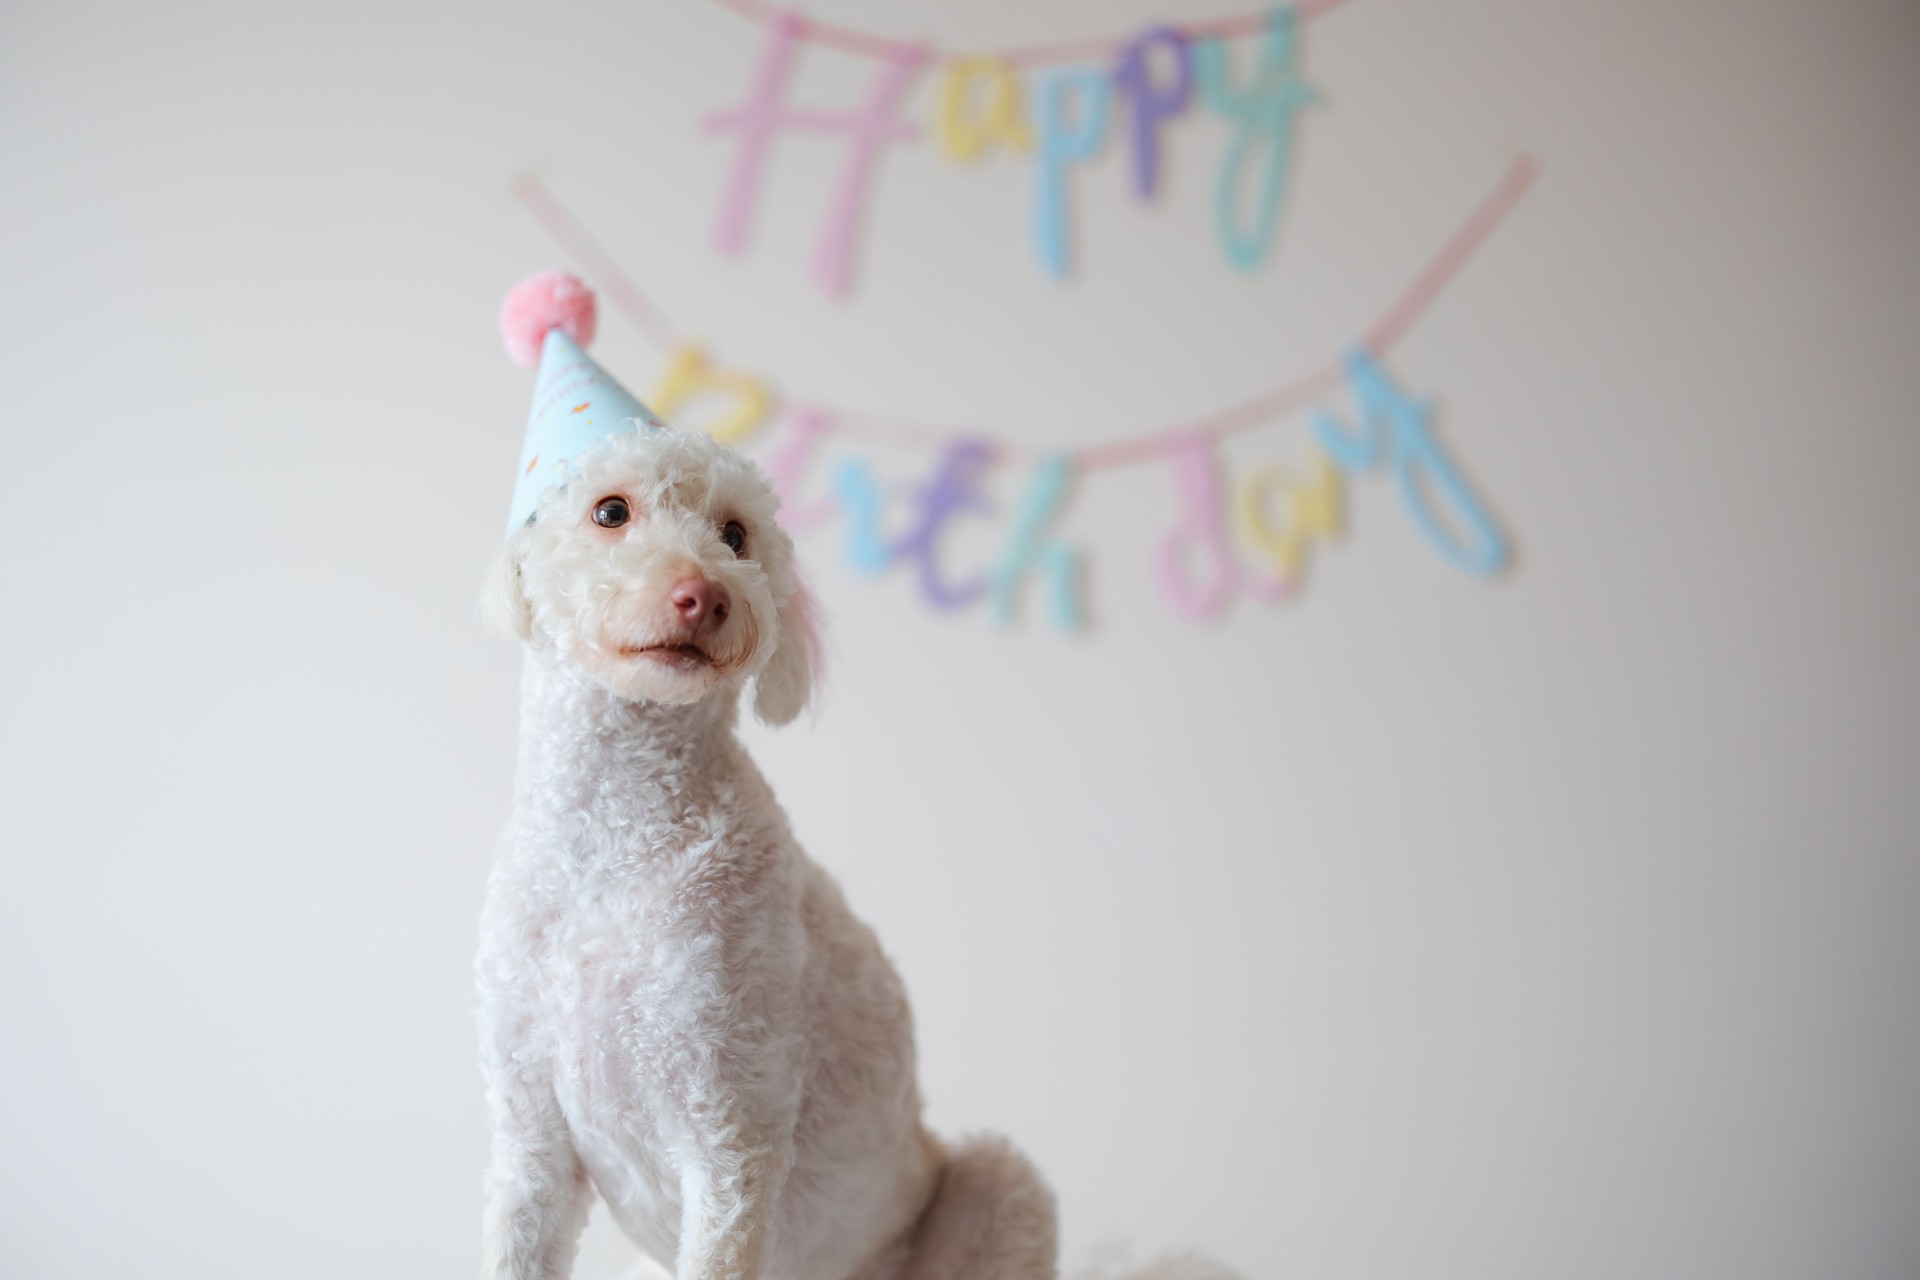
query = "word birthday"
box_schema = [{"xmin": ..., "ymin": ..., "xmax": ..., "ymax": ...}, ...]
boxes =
[
  {"xmin": 705, "ymin": 5, "xmax": 1319, "ymax": 295},
  {"xmin": 755, "ymin": 350, "xmax": 1507, "ymax": 629}
]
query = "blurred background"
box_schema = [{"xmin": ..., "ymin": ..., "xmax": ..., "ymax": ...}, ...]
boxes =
[{"xmin": 3, "ymin": 0, "xmax": 1918, "ymax": 1276}]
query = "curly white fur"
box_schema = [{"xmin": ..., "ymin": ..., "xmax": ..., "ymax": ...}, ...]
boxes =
[{"xmin": 475, "ymin": 430, "xmax": 1058, "ymax": 1280}]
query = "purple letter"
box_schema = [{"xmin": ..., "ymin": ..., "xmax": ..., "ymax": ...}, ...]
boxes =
[{"xmin": 1113, "ymin": 25, "xmax": 1192, "ymax": 200}]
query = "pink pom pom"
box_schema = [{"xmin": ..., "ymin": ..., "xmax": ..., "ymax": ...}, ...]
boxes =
[{"xmin": 499, "ymin": 270, "xmax": 597, "ymax": 368}]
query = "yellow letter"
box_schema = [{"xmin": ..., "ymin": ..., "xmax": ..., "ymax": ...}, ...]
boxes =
[
  {"xmin": 936, "ymin": 58, "xmax": 1035, "ymax": 160},
  {"xmin": 1234, "ymin": 449, "xmax": 1343, "ymax": 581},
  {"xmin": 649, "ymin": 345, "xmax": 773, "ymax": 444}
]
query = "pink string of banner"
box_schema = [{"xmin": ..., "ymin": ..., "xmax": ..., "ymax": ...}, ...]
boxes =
[
  {"xmin": 705, "ymin": 0, "xmax": 1357, "ymax": 67},
  {"xmin": 511, "ymin": 153, "xmax": 1537, "ymax": 471}
]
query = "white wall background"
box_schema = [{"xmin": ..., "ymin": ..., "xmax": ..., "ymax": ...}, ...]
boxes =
[{"xmin": 3, "ymin": 1, "xmax": 1917, "ymax": 1276}]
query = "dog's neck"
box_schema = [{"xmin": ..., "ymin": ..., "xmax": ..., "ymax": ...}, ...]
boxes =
[{"xmin": 512, "ymin": 647, "xmax": 744, "ymax": 831}]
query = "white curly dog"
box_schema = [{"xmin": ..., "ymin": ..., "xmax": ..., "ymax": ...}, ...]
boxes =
[{"xmin": 476, "ymin": 427, "xmax": 1060, "ymax": 1280}]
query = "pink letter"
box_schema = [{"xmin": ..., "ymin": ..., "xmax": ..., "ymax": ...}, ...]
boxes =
[
  {"xmin": 705, "ymin": 15, "xmax": 927, "ymax": 297},
  {"xmin": 1155, "ymin": 432, "xmax": 1239, "ymax": 620},
  {"xmin": 764, "ymin": 405, "xmax": 838, "ymax": 531}
]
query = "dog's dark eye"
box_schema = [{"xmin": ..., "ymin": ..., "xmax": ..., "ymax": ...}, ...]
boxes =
[
  {"xmin": 592, "ymin": 497, "xmax": 630, "ymax": 529},
  {"xmin": 720, "ymin": 521, "xmax": 748, "ymax": 557}
]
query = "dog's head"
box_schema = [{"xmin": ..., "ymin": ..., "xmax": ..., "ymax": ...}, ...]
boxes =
[{"xmin": 480, "ymin": 430, "xmax": 820, "ymax": 725}]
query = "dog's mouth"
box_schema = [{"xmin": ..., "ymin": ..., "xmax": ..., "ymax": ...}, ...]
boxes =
[{"xmin": 617, "ymin": 642, "xmax": 714, "ymax": 670}]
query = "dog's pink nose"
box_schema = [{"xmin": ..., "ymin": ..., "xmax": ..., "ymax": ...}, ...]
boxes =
[{"xmin": 669, "ymin": 577, "xmax": 730, "ymax": 632}]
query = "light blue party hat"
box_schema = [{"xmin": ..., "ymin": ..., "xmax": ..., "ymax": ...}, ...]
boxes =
[{"xmin": 500, "ymin": 271, "xmax": 667, "ymax": 534}]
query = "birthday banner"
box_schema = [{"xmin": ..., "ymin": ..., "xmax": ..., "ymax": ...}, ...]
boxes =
[{"xmin": 514, "ymin": 0, "xmax": 1537, "ymax": 629}]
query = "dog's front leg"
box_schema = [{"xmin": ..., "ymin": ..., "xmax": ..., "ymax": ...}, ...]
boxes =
[
  {"xmin": 480, "ymin": 1069, "xmax": 592, "ymax": 1280},
  {"xmin": 674, "ymin": 1133, "xmax": 790, "ymax": 1280}
]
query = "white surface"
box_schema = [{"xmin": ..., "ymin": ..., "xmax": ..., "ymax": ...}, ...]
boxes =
[{"xmin": 2, "ymin": 1, "xmax": 1917, "ymax": 1277}]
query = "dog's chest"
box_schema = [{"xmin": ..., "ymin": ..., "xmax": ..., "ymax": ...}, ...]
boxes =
[
  {"xmin": 519, "ymin": 882, "xmax": 696, "ymax": 1251},
  {"xmin": 526, "ymin": 839, "xmax": 786, "ymax": 1239},
  {"xmin": 534, "ymin": 861, "xmax": 725, "ymax": 1109}
]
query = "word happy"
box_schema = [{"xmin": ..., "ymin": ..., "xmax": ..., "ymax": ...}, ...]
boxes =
[{"xmin": 705, "ymin": 7, "xmax": 1316, "ymax": 295}]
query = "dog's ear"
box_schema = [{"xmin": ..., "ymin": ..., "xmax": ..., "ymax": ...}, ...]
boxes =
[
  {"xmin": 754, "ymin": 574, "xmax": 823, "ymax": 727},
  {"xmin": 479, "ymin": 528, "xmax": 534, "ymax": 642}
]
